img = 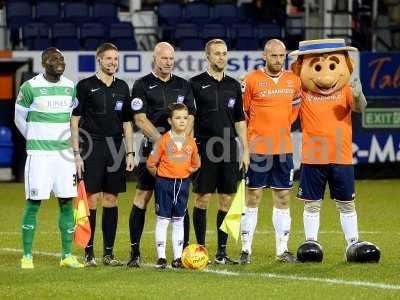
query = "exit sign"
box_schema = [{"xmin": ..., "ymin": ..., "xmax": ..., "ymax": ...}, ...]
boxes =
[{"xmin": 362, "ymin": 108, "xmax": 400, "ymax": 128}]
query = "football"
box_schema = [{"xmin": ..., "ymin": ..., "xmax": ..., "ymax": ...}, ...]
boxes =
[{"xmin": 181, "ymin": 244, "xmax": 209, "ymax": 270}]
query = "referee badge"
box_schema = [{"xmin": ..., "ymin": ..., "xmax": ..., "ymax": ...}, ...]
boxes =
[
  {"xmin": 177, "ymin": 95, "xmax": 184, "ymax": 104},
  {"xmin": 114, "ymin": 100, "xmax": 123, "ymax": 111},
  {"xmin": 227, "ymin": 97, "xmax": 236, "ymax": 108},
  {"xmin": 131, "ymin": 98, "xmax": 143, "ymax": 111}
]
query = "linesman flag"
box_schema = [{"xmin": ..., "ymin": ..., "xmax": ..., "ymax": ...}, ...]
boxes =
[
  {"xmin": 73, "ymin": 180, "xmax": 91, "ymax": 248},
  {"xmin": 220, "ymin": 177, "xmax": 246, "ymax": 242}
]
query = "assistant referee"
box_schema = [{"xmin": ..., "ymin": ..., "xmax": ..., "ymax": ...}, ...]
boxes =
[
  {"xmin": 71, "ymin": 43, "xmax": 134, "ymax": 267},
  {"xmin": 190, "ymin": 39, "xmax": 249, "ymax": 264}
]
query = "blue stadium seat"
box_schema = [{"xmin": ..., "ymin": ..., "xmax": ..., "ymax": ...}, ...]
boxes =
[
  {"xmin": 230, "ymin": 24, "xmax": 259, "ymax": 50},
  {"xmin": 201, "ymin": 23, "xmax": 227, "ymax": 42},
  {"xmin": 63, "ymin": 2, "xmax": 90, "ymax": 25},
  {"xmin": 93, "ymin": 3, "xmax": 119, "ymax": 25},
  {"xmin": 36, "ymin": 1, "xmax": 60, "ymax": 25},
  {"xmin": 0, "ymin": 126, "xmax": 14, "ymax": 167},
  {"xmin": 257, "ymin": 23, "xmax": 282, "ymax": 44},
  {"xmin": 238, "ymin": 3, "xmax": 257, "ymax": 24},
  {"xmin": 52, "ymin": 22, "xmax": 80, "ymax": 50},
  {"xmin": 23, "ymin": 22, "xmax": 51, "ymax": 50},
  {"xmin": 157, "ymin": 3, "xmax": 184, "ymax": 26},
  {"xmin": 5, "ymin": 1, "xmax": 33, "ymax": 45},
  {"xmin": 80, "ymin": 23, "xmax": 106, "ymax": 50},
  {"xmin": 174, "ymin": 23, "xmax": 199, "ymax": 43},
  {"xmin": 109, "ymin": 22, "xmax": 137, "ymax": 51},
  {"xmin": 185, "ymin": 2, "xmax": 210, "ymax": 25},
  {"xmin": 178, "ymin": 38, "xmax": 203, "ymax": 51},
  {"xmin": 212, "ymin": 4, "xmax": 238, "ymax": 25}
]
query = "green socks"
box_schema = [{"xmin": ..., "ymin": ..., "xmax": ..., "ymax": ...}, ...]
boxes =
[
  {"xmin": 58, "ymin": 200, "xmax": 74, "ymax": 259},
  {"xmin": 22, "ymin": 200, "xmax": 41, "ymax": 257}
]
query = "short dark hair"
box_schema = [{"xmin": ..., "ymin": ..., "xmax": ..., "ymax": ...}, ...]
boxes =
[
  {"xmin": 168, "ymin": 103, "xmax": 188, "ymax": 118},
  {"xmin": 41, "ymin": 47, "xmax": 60, "ymax": 61},
  {"xmin": 96, "ymin": 43, "xmax": 118, "ymax": 57}
]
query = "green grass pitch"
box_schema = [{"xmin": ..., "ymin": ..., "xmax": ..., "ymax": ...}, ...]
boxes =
[{"xmin": 1, "ymin": 180, "xmax": 399, "ymax": 299}]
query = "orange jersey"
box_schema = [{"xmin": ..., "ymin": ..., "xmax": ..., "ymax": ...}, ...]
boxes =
[
  {"xmin": 243, "ymin": 69, "xmax": 302, "ymax": 154},
  {"xmin": 299, "ymin": 84, "xmax": 354, "ymax": 164},
  {"xmin": 147, "ymin": 132, "xmax": 200, "ymax": 179}
]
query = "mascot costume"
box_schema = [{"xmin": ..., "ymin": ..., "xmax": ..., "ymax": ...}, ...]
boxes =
[{"xmin": 289, "ymin": 39, "xmax": 380, "ymax": 263}]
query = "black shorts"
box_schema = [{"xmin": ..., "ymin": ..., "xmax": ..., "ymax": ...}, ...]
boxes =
[
  {"xmin": 135, "ymin": 139, "xmax": 155, "ymax": 191},
  {"xmin": 81, "ymin": 138, "xmax": 126, "ymax": 194},
  {"xmin": 192, "ymin": 138, "xmax": 240, "ymax": 194}
]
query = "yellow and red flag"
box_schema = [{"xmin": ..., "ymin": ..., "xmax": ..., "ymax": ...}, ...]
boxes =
[
  {"xmin": 220, "ymin": 178, "xmax": 246, "ymax": 242},
  {"xmin": 73, "ymin": 180, "xmax": 91, "ymax": 248}
]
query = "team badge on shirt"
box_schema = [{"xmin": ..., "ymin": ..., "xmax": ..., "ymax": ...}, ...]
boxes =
[
  {"xmin": 131, "ymin": 98, "xmax": 143, "ymax": 111},
  {"xmin": 227, "ymin": 97, "xmax": 236, "ymax": 108},
  {"xmin": 177, "ymin": 95, "xmax": 184, "ymax": 104}
]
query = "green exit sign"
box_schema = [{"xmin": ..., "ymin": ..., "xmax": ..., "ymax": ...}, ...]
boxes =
[{"xmin": 362, "ymin": 108, "xmax": 400, "ymax": 128}]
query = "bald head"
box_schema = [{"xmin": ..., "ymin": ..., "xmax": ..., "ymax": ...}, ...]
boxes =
[
  {"xmin": 153, "ymin": 42, "xmax": 175, "ymax": 80},
  {"xmin": 263, "ymin": 39, "xmax": 286, "ymax": 75},
  {"xmin": 264, "ymin": 39, "xmax": 286, "ymax": 53},
  {"xmin": 153, "ymin": 42, "xmax": 174, "ymax": 57}
]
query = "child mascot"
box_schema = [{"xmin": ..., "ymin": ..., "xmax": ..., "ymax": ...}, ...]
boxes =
[{"xmin": 289, "ymin": 39, "xmax": 380, "ymax": 263}]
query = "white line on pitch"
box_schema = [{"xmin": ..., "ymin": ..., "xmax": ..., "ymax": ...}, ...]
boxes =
[
  {"xmin": 0, "ymin": 230, "xmax": 385, "ymax": 236},
  {"xmin": 1, "ymin": 247, "xmax": 399, "ymax": 291}
]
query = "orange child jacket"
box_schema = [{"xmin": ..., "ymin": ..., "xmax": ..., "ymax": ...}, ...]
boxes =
[
  {"xmin": 147, "ymin": 131, "xmax": 201, "ymax": 179},
  {"xmin": 243, "ymin": 69, "xmax": 302, "ymax": 155},
  {"xmin": 299, "ymin": 84, "xmax": 354, "ymax": 165}
]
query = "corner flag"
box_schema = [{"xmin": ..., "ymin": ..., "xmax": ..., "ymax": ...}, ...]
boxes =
[
  {"xmin": 220, "ymin": 178, "xmax": 246, "ymax": 241},
  {"xmin": 73, "ymin": 180, "xmax": 91, "ymax": 248}
]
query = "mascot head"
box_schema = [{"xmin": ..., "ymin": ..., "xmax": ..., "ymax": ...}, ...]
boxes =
[{"xmin": 290, "ymin": 39, "xmax": 358, "ymax": 95}]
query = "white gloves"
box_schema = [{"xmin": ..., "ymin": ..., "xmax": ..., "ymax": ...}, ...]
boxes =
[{"xmin": 350, "ymin": 77, "xmax": 363, "ymax": 99}]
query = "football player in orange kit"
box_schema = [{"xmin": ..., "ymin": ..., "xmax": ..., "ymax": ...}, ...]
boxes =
[{"xmin": 239, "ymin": 39, "xmax": 302, "ymax": 264}]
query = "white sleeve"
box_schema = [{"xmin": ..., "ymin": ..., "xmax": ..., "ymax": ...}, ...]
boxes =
[{"xmin": 14, "ymin": 103, "xmax": 29, "ymax": 139}]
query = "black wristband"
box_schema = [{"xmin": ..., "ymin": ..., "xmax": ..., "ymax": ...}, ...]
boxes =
[{"xmin": 126, "ymin": 152, "xmax": 134, "ymax": 156}]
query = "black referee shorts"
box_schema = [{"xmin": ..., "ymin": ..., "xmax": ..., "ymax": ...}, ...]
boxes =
[
  {"xmin": 81, "ymin": 138, "xmax": 126, "ymax": 195},
  {"xmin": 135, "ymin": 140, "xmax": 155, "ymax": 191},
  {"xmin": 192, "ymin": 138, "xmax": 240, "ymax": 194}
]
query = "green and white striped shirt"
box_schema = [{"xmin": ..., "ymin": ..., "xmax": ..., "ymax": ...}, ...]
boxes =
[{"xmin": 16, "ymin": 74, "xmax": 76, "ymax": 155}]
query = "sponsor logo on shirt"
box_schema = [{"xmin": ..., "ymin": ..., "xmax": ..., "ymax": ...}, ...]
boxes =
[
  {"xmin": 258, "ymin": 88, "xmax": 295, "ymax": 97},
  {"xmin": 177, "ymin": 95, "xmax": 184, "ymax": 104}
]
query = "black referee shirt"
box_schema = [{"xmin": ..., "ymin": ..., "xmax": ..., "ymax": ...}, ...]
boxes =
[
  {"xmin": 190, "ymin": 71, "xmax": 245, "ymax": 140},
  {"xmin": 72, "ymin": 75, "xmax": 131, "ymax": 140},
  {"xmin": 131, "ymin": 72, "xmax": 195, "ymax": 133}
]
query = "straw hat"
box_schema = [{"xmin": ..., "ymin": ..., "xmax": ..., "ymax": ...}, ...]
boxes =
[{"xmin": 289, "ymin": 38, "xmax": 358, "ymax": 56}]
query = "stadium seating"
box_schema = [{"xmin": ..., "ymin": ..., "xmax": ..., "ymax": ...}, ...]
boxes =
[
  {"xmin": 63, "ymin": 2, "xmax": 90, "ymax": 25},
  {"xmin": 5, "ymin": 1, "xmax": 33, "ymax": 45},
  {"xmin": 92, "ymin": 3, "xmax": 119, "ymax": 25},
  {"xmin": 80, "ymin": 22, "xmax": 106, "ymax": 50},
  {"xmin": 174, "ymin": 23, "xmax": 202, "ymax": 50},
  {"xmin": 52, "ymin": 22, "xmax": 80, "ymax": 50},
  {"xmin": 201, "ymin": 23, "xmax": 228, "ymax": 43},
  {"xmin": 109, "ymin": 22, "xmax": 137, "ymax": 50},
  {"xmin": 22, "ymin": 22, "xmax": 50, "ymax": 50},
  {"xmin": 257, "ymin": 23, "xmax": 282, "ymax": 45},
  {"xmin": 230, "ymin": 23, "xmax": 259, "ymax": 50},
  {"xmin": 212, "ymin": 4, "xmax": 238, "ymax": 25},
  {"xmin": 185, "ymin": 2, "xmax": 210, "ymax": 25},
  {"xmin": 36, "ymin": 1, "xmax": 60, "ymax": 25},
  {"xmin": 157, "ymin": 3, "xmax": 184, "ymax": 26}
]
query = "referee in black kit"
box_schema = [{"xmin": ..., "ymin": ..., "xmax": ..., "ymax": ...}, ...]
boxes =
[
  {"xmin": 127, "ymin": 42, "xmax": 196, "ymax": 268},
  {"xmin": 71, "ymin": 43, "xmax": 134, "ymax": 267},
  {"xmin": 190, "ymin": 39, "xmax": 250, "ymax": 264}
]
